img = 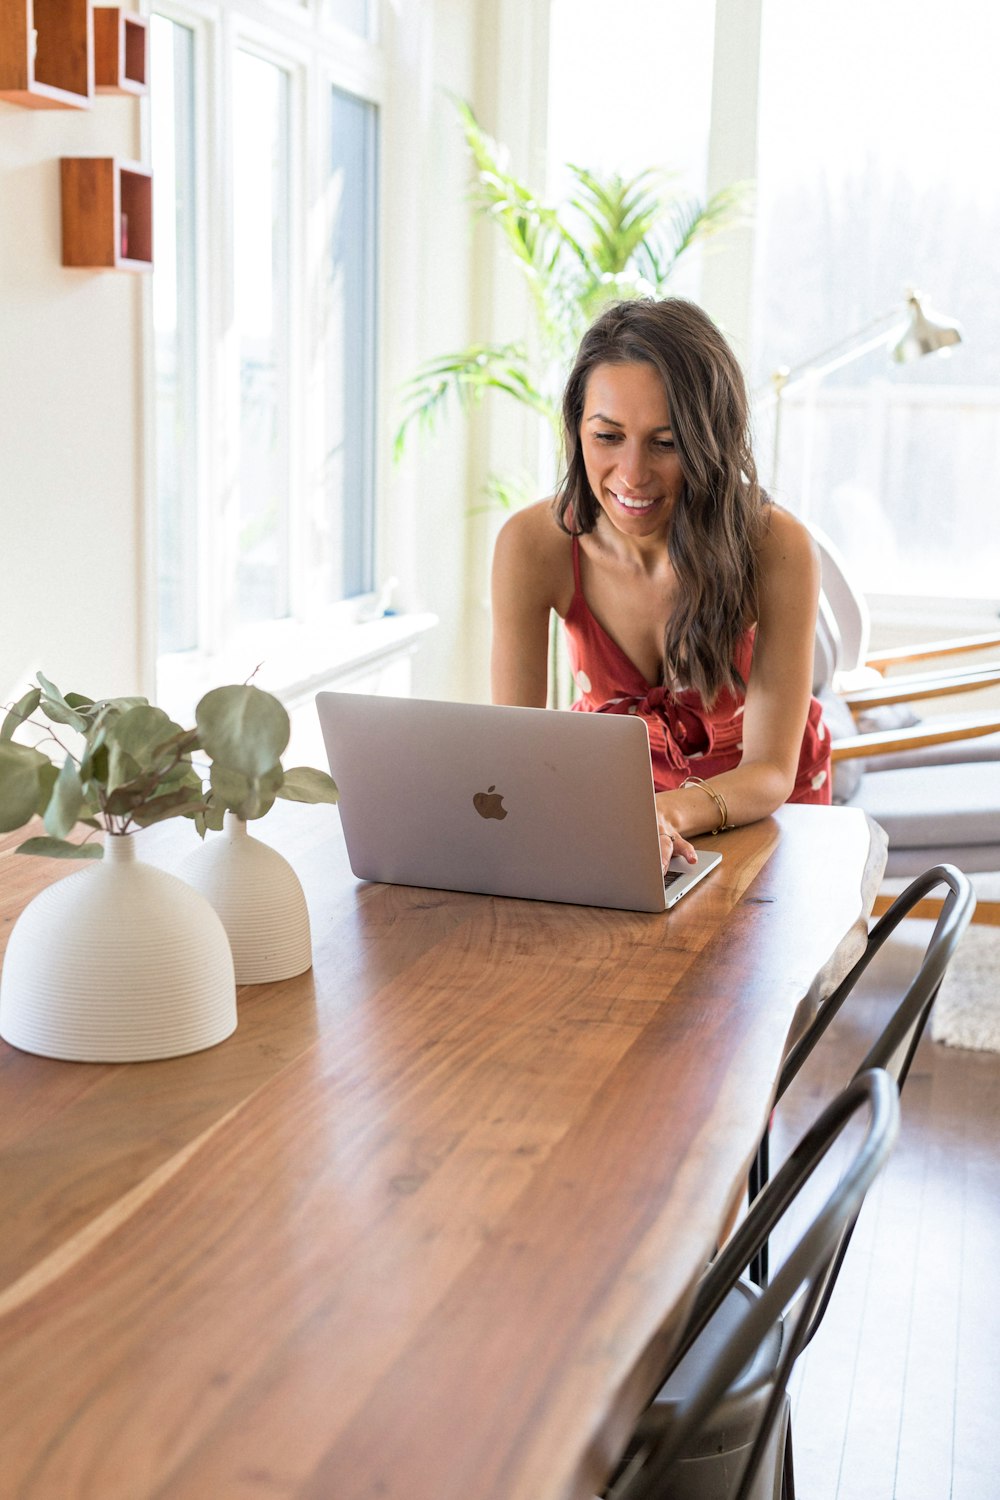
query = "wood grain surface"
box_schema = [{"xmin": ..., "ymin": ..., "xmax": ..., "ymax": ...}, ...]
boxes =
[{"xmin": 0, "ymin": 803, "xmax": 880, "ymax": 1500}]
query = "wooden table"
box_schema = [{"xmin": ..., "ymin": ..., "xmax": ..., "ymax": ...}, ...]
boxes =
[{"xmin": 0, "ymin": 803, "xmax": 883, "ymax": 1500}]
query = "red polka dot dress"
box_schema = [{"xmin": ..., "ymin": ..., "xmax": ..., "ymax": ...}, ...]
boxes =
[{"xmin": 563, "ymin": 536, "xmax": 832, "ymax": 804}]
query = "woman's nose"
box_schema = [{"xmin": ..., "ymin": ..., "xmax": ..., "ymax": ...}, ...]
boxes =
[{"xmin": 617, "ymin": 443, "xmax": 650, "ymax": 489}]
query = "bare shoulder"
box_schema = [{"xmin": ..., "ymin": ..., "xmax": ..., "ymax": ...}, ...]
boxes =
[
  {"xmin": 495, "ymin": 499, "xmax": 569, "ymax": 558},
  {"xmin": 758, "ymin": 503, "xmax": 820, "ymax": 578},
  {"xmin": 493, "ymin": 499, "xmax": 574, "ymax": 610}
]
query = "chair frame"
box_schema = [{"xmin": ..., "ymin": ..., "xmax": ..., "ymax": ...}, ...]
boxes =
[
  {"xmin": 605, "ymin": 1070, "xmax": 900, "ymax": 1500},
  {"xmin": 748, "ymin": 863, "xmax": 974, "ymax": 1285},
  {"xmin": 810, "ymin": 521, "xmax": 1000, "ymax": 927}
]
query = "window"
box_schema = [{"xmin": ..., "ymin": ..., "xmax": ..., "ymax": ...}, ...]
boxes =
[
  {"xmin": 233, "ymin": 50, "xmax": 292, "ymax": 628},
  {"xmin": 547, "ymin": 0, "xmax": 715, "ymax": 305},
  {"xmin": 750, "ymin": 0, "xmax": 1000, "ymax": 599},
  {"xmin": 150, "ymin": 1, "xmax": 382, "ymax": 703},
  {"xmin": 326, "ymin": 0, "xmax": 373, "ymax": 40},
  {"xmin": 326, "ymin": 85, "xmax": 378, "ymax": 601},
  {"xmin": 151, "ymin": 14, "xmax": 198, "ymax": 654}
]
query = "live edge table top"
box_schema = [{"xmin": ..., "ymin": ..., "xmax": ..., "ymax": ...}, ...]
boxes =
[{"xmin": 0, "ymin": 802, "xmax": 883, "ymax": 1500}]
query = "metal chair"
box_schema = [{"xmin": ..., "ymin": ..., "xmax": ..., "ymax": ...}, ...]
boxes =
[
  {"xmin": 603, "ymin": 1069, "xmax": 900, "ymax": 1500},
  {"xmin": 748, "ymin": 863, "xmax": 975, "ymax": 1285}
]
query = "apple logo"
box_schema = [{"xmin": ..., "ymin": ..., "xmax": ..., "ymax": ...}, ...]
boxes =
[{"xmin": 473, "ymin": 784, "xmax": 507, "ymax": 820}]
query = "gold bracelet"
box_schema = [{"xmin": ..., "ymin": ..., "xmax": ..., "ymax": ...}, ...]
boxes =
[{"xmin": 681, "ymin": 776, "xmax": 732, "ymax": 835}]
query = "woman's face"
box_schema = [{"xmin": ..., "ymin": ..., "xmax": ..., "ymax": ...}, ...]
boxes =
[{"xmin": 579, "ymin": 360, "xmax": 685, "ymax": 543}]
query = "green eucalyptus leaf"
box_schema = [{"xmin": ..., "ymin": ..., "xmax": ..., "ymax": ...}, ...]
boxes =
[
  {"xmin": 196, "ymin": 685, "xmax": 290, "ymax": 779},
  {"xmin": 1, "ymin": 687, "xmax": 42, "ymax": 741},
  {"xmin": 44, "ymin": 753, "xmax": 85, "ymax": 839},
  {"xmin": 130, "ymin": 789, "xmax": 210, "ymax": 828},
  {"xmin": 208, "ymin": 760, "xmax": 283, "ymax": 821},
  {"xmin": 35, "ymin": 672, "xmax": 92, "ymax": 733},
  {"xmin": 208, "ymin": 763, "xmax": 253, "ymax": 811},
  {"xmin": 104, "ymin": 695, "xmax": 149, "ymax": 713},
  {"xmin": 35, "ymin": 760, "xmax": 60, "ymax": 816},
  {"xmin": 108, "ymin": 705, "xmax": 187, "ymax": 771},
  {"xmin": 103, "ymin": 773, "xmax": 163, "ymax": 816},
  {"xmin": 195, "ymin": 802, "xmax": 227, "ymax": 837},
  {"xmin": 106, "ymin": 742, "xmax": 144, "ymax": 795},
  {"xmin": 152, "ymin": 726, "xmax": 201, "ymax": 759},
  {"xmin": 276, "ymin": 766, "xmax": 340, "ymax": 805},
  {"xmin": 0, "ymin": 741, "xmax": 50, "ymax": 833},
  {"xmin": 161, "ymin": 765, "xmax": 205, "ymax": 797},
  {"xmin": 38, "ymin": 695, "xmax": 90, "ymax": 733},
  {"xmin": 16, "ymin": 836, "xmax": 103, "ymax": 860},
  {"xmin": 81, "ymin": 741, "xmax": 110, "ymax": 790},
  {"xmin": 35, "ymin": 671, "xmax": 65, "ymax": 702}
]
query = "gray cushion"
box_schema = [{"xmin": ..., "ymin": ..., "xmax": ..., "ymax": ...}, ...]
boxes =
[
  {"xmin": 854, "ymin": 703, "xmax": 921, "ymax": 734},
  {"xmin": 817, "ymin": 690, "xmax": 863, "ymax": 804},
  {"xmin": 850, "ymin": 761, "xmax": 1000, "ymax": 849},
  {"xmin": 884, "ymin": 843, "xmax": 1000, "ymax": 876}
]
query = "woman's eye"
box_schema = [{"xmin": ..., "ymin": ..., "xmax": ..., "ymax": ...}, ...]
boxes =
[
  {"xmin": 654, "ymin": 439, "xmax": 676, "ymax": 452},
  {"xmin": 593, "ymin": 431, "xmax": 620, "ymax": 444}
]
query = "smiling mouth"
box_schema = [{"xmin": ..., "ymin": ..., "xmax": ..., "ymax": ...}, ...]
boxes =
[{"xmin": 609, "ymin": 489, "xmax": 659, "ymax": 512}]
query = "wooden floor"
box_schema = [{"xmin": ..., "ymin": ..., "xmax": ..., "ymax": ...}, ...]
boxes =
[{"xmin": 770, "ymin": 921, "xmax": 1000, "ymax": 1500}]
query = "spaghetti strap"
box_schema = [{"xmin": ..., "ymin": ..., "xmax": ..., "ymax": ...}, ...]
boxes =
[{"xmin": 571, "ymin": 533, "xmax": 584, "ymax": 597}]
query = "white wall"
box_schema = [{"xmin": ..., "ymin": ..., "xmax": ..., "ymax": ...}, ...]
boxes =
[{"xmin": 0, "ymin": 92, "xmax": 149, "ymax": 708}]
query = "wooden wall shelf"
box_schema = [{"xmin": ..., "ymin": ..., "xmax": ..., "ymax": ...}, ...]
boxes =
[
  {"xmin": 0, "ymin": 0, "xmax": 93, "ymax": 109},
  {"xmin": 60, "ymin": 157, "xmax": 153, "ymax": 271},
  {"xmin": 94, "ymin": 6, "xmax": 146, "ymax": 95}
]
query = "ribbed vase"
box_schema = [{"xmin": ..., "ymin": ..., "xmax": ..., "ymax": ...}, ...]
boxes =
[
  {"xmin": 0, "ymin": 834, "xmax": 237, "ymax": 1063},
  {"xmin": 177, "ymin": 813, "xmax": 312, "ymax": 984}
]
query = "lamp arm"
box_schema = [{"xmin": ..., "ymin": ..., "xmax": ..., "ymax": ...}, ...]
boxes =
[{"xmin": 754, "ymin": 307, "xmax": 902, "ymax": 410}]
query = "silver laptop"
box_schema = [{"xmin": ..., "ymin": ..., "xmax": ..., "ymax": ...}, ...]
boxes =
[{"xmin": 315, "ymin": 692, "xmax": 721, "ymax": 913}]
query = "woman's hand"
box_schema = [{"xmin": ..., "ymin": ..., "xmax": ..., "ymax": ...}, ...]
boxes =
[{"xmin": 654, "ymin": 799, "xmax": 698, "ymax": 870}]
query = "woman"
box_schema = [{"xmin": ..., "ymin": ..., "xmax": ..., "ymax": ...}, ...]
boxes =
[{"xmin": 490, "ymin": 297, "xmax": 830, "ymax": 868}]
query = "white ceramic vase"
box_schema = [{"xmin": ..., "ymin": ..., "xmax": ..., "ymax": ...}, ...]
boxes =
[
  {"xmin": 177, "ymin": 813, "xmax": 312, "ymax": 984},
  {"xmin": 0, "ymin": 834, "xmax": 237, "ymax": 1063}
]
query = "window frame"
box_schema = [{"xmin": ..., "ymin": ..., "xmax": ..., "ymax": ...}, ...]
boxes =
[{"xmin": 149, "ymin": 0, "xmax": 387, "ymax": 710}]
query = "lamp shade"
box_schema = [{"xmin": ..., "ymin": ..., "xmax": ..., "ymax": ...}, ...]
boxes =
[{"xmin": 891, "ymin": 290, "xmax": 963, "ymax": 363}]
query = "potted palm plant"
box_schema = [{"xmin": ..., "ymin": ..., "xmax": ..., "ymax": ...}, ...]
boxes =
[
  {"xmin": 395, "ymin": 99, "xmax": 748, "ymax": 495},
  {"xmin": 395, "ymin": 101, "xmax": 749, "ymax": 700}
]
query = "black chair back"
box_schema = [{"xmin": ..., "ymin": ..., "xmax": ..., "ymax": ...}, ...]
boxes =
[
  {"xmin": 748, "ymin": 863, "xmax": 974, "ymax": 1286},
  {"xmin": 606, "ymin": 1069, "xmax": 900, "ymax": 1500},
  {"xmin": 779, "ymin": 863, "xmax": 975, "ymax": 1096}
]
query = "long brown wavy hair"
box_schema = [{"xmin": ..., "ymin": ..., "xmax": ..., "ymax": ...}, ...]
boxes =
[{"xmin": 553, "ymin": 297, "xmax": 767, "ymax": 705}]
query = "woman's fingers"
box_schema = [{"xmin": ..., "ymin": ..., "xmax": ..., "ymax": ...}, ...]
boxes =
[{"xmin": 657, "ymin": 820, "xmax": 698, "ymax": 869}]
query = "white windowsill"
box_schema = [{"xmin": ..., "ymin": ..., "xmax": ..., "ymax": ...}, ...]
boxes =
[{"xmin": 157, "ymin": 610, "xmax": 439, "ymax": 724}]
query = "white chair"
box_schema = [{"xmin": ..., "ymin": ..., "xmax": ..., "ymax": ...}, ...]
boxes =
[
  {"xmin": 810, "ymin": 521, "xmax": 1000, "ymax": 776},
  {"xmin": 809, "ymin": 528, "xmax": 1000, "ymax": 926}
]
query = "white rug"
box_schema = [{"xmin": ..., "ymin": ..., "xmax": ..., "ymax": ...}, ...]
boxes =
[{"xmin": 931, "ymin": 922, "xmax": 1000, "ymax": 1053}]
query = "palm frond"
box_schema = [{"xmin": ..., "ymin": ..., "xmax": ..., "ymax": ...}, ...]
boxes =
[
  {"xmin": 394, "ymin": 342, "xmax": 555, "ymax": 461},
  {"xmin": 394, "ymin": 97, "xmax": 751, "ymax": 521},
  {"xmin": 468, "ymin": 470, "xmax": 542, "ymax": 517},
  {"xmin": 567, "ymin": 164, "xmax": 675, "ymax": 275},
  {"xmin": 651, "ymin": 181, "xmax": 755, "ymax": 281}
]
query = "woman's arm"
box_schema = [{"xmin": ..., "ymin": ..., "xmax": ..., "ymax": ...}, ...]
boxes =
[
  {"xmin": 490, "ymin": 502, "xmax": 572, "ymax": 707},
  {"xmin": 654, "ymin": 506, "xmax": 821, "ymax": 856}
]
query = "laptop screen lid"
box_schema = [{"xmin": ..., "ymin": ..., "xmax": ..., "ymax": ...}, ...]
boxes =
[{"xmin": 315, "ymin": 691, "xmax": 673, "ymax": 912}]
